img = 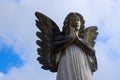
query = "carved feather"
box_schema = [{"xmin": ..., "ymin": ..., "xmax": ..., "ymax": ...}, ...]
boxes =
[
  {"xmin": 35, "ymin": 12, "xmax": 60, "ymax": 72},
  {"xmin": 83, "ymin": 26, "xmax": 98, "ymax": 47}
]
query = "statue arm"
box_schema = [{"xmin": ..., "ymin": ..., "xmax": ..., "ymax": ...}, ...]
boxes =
[
  {"xmin": 75, "ymin": 37, "xmax": 95, "ymax": 56},
  {"xmin": 75, "ymin": 37, "xmax": 98, "ymax": 72},
  {"xmin": 53, "ymin": 35, "xmax": 74, "ymax": 53}
]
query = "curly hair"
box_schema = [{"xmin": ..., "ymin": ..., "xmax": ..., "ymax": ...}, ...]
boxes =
[{"xmin": 62, "ymin": 12, "xmax": 85, "ymax": 37}]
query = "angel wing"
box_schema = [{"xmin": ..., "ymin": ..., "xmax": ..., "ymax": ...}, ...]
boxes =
[
  {"xmin": 35, "ymin": 12, "xmax": 60, "ymax": 72},
  {"xmin": 81, "ymin": 26, "xmax": 98, "ymax": 72},
  {"xmin": 83, "ymin": 26, "xmax": 98, "ymax": 47}
]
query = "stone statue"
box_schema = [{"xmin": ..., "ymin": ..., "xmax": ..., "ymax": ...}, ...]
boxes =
[{"xmin": 35, "ymin": 12, "xmax": 98, "ymax": 80}]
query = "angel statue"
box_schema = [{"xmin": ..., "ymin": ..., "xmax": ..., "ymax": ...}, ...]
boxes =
[{"xmin": 35, "ymin": 12, "xmax": 98, "ymax": 80}]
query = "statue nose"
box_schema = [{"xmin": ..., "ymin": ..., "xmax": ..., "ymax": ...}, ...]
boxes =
[{"xmin": 71, "ymin": 22, "xmax": 78, "ymax": 27}]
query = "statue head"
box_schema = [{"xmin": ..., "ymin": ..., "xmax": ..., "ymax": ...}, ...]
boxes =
[{"xmin": 62, "ymin": 12, "xmax": 85, "ymax": 35}]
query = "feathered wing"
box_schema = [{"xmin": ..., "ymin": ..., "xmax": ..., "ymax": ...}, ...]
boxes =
[
  {"xmin": 82, "ymin": 26, "xmax": 98, "ymax": 72},
  {"xmin": 35, "ymin": 12, "xmax": 60, "ymax": 72},
  {"xmin": 83, "ymin": 26, "xmax": 98, "ymax": 47}
]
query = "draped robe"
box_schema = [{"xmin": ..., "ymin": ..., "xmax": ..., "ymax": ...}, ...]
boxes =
[{"xmin": 56, "ymin": 43, "xmax": 92, "ymax": 80}]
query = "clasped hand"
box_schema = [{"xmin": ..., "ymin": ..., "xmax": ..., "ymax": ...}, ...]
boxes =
[{"xmin": 69, "ymin": 26, "xmax": 79, "ymax": 41}]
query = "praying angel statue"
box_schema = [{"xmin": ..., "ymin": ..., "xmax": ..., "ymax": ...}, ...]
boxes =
[{"xmin": 35, "ymin": 12, "xmax": 98, "ymax": 80}]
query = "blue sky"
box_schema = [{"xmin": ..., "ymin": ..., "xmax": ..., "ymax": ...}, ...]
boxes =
[
  {"xmin": 0, "ymin": 0, "xmax": 120, "ymax": 80},
  {"xmin": 0, "ymin": 41, "xmax": 23, "ymax": 74}
]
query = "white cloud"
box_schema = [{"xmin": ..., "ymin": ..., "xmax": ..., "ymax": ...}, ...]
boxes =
[
  {"xmin": 0, "ymin": 0, "xmax": 120, "ymax": 80},
  {"xmin": 94, "ymin": 41, "xmax": 120, "ymax": 80},
  {"xmin": 0, "ymin": 72, "xmax": 4, "ymax": 79},
  {"xmin": 1, "ymin": 62, "xmax": 56, "ymax": 80}
]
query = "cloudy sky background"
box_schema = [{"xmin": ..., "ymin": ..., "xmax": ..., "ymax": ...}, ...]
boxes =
[{"xmin": 0, "ymin": 0, "xmax": 120, "ymax": 80}]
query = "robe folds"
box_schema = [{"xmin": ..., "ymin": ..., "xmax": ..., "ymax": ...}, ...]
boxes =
[{"xmin": 56, "ymin": 44, "xmax": 92, "ymax": 80}]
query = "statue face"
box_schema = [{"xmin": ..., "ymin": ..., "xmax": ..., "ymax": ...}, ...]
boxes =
[{"xmin": 69, "ymin": 14, "xmax": 81, "ymax": 31}]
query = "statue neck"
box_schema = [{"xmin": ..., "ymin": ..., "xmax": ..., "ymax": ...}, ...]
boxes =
[{"xmin": 75, "ymin": 30, "xmax": 79, "ymax": 37}]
